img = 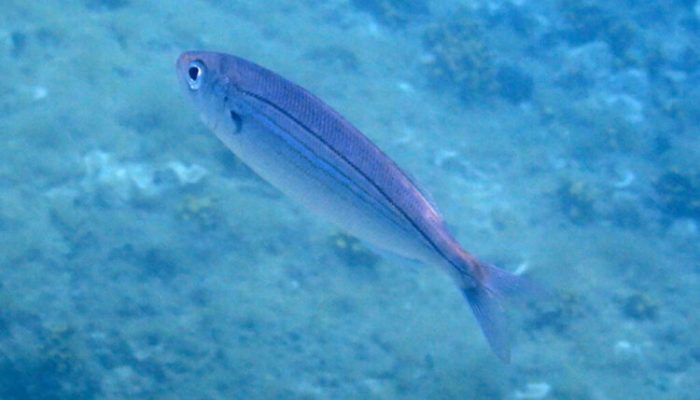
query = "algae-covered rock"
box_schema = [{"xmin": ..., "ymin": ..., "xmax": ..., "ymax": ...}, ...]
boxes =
[
  {"xmin": 422, "ymin": 10, "xmax": 534, "ymax": 104},
  {"xmin": 0, "ymin": 324, "xmax": 99, "ymax": 399},
  {"xmin": 559, "ymin": 2, "xmax": 613, "ymax": 45},
  {"xmin": 177, "ymin": 195, "xmax": 220, "ymax": 230},
  {"xmin": 351, "ymin": 0, "xmax": 429, "ymax": 27},
  {"xmin": 654, "ymin": 170, "xmax": 700, "ymax": 220},
  {"xmin": 329, "ymin": 233, "xmax": 380, "ymax": 268},
  {"xmin": 495, "ymin": 63, "xmax": 534, "ymax": 104},
  {"xmin": 619, "ymin": 292, "xmax": 658, "ymax": 320},
  {"xmin": 85, "ymin": 0, "xmax": 129, "ymax": 12},
  {"xmin": 557, "ymin": 1, "xmax": 641, "ymax": 65},
  {"xmin": 557, "ymin": 180, "xmax": 598, "ymax": 225},
  {"xmin": 526, "ymin": 290, "xmax": 585, "ymax": 333},
  {"xmin": 422, "ymin": 13, "xmax": 496, "ymax": 103}
]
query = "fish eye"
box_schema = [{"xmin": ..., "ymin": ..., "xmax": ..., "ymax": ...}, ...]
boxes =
[{"xmin": 186, "ymin": 60, "xmax": 205, "ymax": 90}]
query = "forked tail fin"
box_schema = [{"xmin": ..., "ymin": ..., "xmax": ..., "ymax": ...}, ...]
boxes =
[{"xmin": 459, "ymin": 259, "xmax": 534, "ymax": 363}]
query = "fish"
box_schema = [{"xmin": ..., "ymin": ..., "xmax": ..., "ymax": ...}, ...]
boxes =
[{"xmin": 176, "ymin": 51, "xmax": 532, "ymax": 362}]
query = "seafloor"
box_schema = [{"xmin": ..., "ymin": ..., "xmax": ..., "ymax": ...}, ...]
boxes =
[{"xmin": 1, "ymin": 0, "xmax": 699, "ymax": 399}]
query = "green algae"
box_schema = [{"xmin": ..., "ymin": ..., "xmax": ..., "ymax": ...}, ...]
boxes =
[{"xmin": 423, "ymin": 13, "xmax": 497, "ymax": 103}]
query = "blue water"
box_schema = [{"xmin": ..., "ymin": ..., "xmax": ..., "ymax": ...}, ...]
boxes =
[{"xmin": 1, "ymin": 1, "xmax": 699, "ymax": 399}]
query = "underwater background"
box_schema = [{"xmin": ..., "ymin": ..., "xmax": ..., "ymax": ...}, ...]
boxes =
[{"xmin": 1, "ymin": 0, "xmax": 699, "ymax": 399}]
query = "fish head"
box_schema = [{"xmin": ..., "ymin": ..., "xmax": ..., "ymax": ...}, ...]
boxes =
[{"xmin": 176, "ymin": 51, "xmax": 244, "ymax": 137}]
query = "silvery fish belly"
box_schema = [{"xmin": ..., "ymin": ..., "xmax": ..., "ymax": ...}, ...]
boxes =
[
  {"xmin": 217, "ymin": 111, "xmax": 437, "ymax": 263},
  {"xmin": 176, "ymin": 51, "xmax": 532, "ymax": 362}
]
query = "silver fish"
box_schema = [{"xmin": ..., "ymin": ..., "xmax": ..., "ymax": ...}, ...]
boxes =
[{"xmin": 176, "ymin": 51, "xmax": 530, "ymax": 361}]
